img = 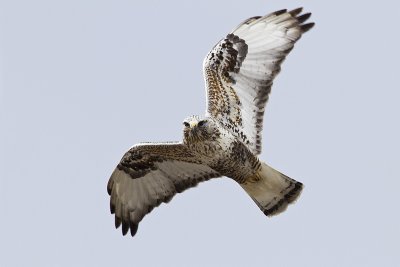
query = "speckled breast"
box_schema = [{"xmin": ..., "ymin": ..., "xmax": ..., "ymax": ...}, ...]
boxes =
[{"xmin": 190, "ymin": 137, "xmax": 261, "ymax": 183}]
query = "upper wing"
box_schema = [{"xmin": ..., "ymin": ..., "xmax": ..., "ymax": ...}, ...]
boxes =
[
  {"xmin": 107, "ymin": 142, "xmax": 220, "ymax": 236},
  {"xmin": 204, "ymin": 8, "xmax": 314, "ymax": 155}
]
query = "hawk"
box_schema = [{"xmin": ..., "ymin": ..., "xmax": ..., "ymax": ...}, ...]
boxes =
[{"xmin": 107, "ymin": 8, "xmax": 314, "ymax": 236}]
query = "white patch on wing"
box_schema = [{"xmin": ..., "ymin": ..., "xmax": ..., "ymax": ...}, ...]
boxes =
[{"xmin": 204, "ymin": 8, "xmax": 313, "ymax": 155}]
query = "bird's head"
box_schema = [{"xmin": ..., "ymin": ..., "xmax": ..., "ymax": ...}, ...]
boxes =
[{"xmin": 182, "ymin": 115, "xmax": 215, "ymax": 143}]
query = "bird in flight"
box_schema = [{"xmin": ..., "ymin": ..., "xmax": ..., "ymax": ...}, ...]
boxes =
[{"xmin": 107, "ymin": 8, "xmax": 314, "ymax": 237}]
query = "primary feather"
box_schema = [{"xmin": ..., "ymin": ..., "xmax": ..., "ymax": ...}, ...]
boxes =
[
  {"xmin": 108, "ymin": 8, "xmax": 314, "ymax": 237},
  {"xmin": 204, "ymin": 8, "xmax": 314, "ymax": 155}
]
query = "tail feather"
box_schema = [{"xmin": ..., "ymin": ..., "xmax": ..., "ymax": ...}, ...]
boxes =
[{"xmin": 241, "ymin": 162, "xmax": 303, "ymax": 216}]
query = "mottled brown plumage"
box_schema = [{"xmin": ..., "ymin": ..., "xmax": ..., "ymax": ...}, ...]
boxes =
[{"xmin": 107, "ymin": 8, "xmax": 314, "ymax": 236}]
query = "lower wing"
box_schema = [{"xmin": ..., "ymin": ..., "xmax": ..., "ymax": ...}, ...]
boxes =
[{"xmin": 107, "ymin": 142, "xmax": 220, "ymax": 236}]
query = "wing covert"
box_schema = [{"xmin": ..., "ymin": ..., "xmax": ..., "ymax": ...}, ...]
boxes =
[
  {"xmin": 204, "ymin": 8, "xmax": 314, "ymax": 154},
  {"xmin": 107, "ymin": 142, "xmax": 220, "ymax": 236}
]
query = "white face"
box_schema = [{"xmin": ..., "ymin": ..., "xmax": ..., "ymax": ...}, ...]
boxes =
[
  {"xmin": 183, "ymin": 116, "xmax": 207, "ymax": 129},
  {"xmin": 182, "ymin": 116, "xmax": 212, "ymax": 143}
]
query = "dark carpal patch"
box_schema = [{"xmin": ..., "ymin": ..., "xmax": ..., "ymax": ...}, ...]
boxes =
[
  {"xmin": 208, "ymin": 33, "xmax": 248, "ymax": 83},
  {"xmin": 108, "ymin": 143, "xmax": 222, "ymax": 237},
  {"xmin": 117, "ymin": 144, "xmax": 200, "ymax": 179},
  {"xmin": 203, "ymin": 8, "xmax": 314, "ymax": 156},
  {"xmin": 205, "ymin": 34, "xmax": 248, "ymax": 131},
  {"xmin": 108, "ymin": 8, "xmax": 315, "ymax": 237},
  {"xmin": 118, "ymin": 150, "xmax": 162, "ymax": 179}
]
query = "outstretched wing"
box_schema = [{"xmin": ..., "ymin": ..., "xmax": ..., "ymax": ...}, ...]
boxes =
[
  {"xmin": 204, "ymin": 8, "xmax": 314, "ymax": 155},
  {"xmin": 107, "ymin": 142, "xmax": 220, "ymax": 236}
]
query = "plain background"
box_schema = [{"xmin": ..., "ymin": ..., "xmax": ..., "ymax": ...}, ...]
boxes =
[{"xmin": 1, "ymin": 1, "xmax": 399, "ymax": 266}]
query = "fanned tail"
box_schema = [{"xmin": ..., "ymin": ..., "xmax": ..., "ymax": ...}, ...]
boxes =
[{"xmin": 241, "ymin": 162, "xmax": 303, "ymax": 216}]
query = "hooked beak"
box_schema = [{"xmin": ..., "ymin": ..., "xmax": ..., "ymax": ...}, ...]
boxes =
[{"xmin": 189, "ymin": 121, "xmax": 197, "ymax": 128}]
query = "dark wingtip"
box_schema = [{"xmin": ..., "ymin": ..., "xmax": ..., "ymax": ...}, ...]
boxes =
[
  {"xmin": 114, "ymin": 216, "xmax": 139, "ymax": 237},
  {"xmin": 301, "ymin": 22, "xmax": 315, "ymax": 33},
  {"xmin": 130, "ymin": 222, "xmax": 139, "ymax": 237},
  {"xmin": 107, "ymin": 180, "xmax": 113, "ymax": 195},
  {"xmin": 121, "ymin": 220, "xmax": 129, "ymax": 236},
  {"xmin": 110, "ymin": 202, "xmax": 115, "ymax": 214},
  {"xmin": 115, "ymin": 216, "xmax": 121, "ymax": 228},
  {"xmin": 297, "ymin": 13, "xmax": 312, "ymax": 24},
  {"xmin": 273, "ymin": 9, "xmax": 287, "ymax": 16},
  {"xmin": 289, "ymin": 7, "xmax": 303, "ymax": 16}
]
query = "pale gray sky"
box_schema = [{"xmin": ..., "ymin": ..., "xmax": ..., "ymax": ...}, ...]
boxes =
[{"xmin": 1, "ymin": 1, "xmax": 399, "ymax": 266}]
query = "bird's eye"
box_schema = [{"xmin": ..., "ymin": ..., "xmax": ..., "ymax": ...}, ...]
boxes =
[
  {"xmin": 183, "ymin": 122, "xmax": 190, "ymax": 127},
  {"xmin": 198, "ymin": 120, "xmax": 206, "ymax": 127}
]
